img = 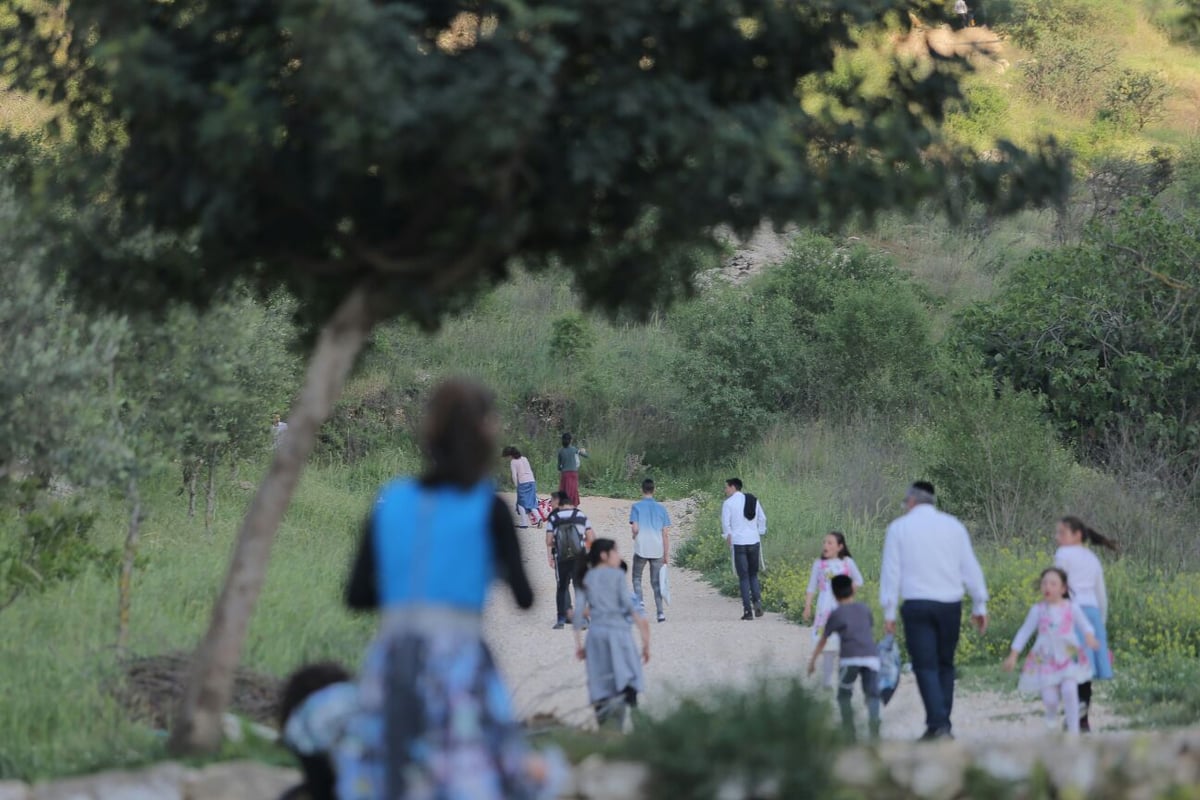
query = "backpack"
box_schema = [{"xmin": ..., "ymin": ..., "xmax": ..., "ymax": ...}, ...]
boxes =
[{"xmin": 553, "ymin": 510, "xmax": 586, "ymax": 560}]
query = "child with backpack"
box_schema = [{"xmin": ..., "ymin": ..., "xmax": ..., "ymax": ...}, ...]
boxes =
[
  {"xmin": 808, "ymin": 575, "xmax": 882, "ymax": 742},
  {"xmin": 546, "ymin": 491, "xmax": 594, "ymax": 630},
  {"xmin": 574, "ymin": 538, "xmax": 651, "ymax": 730},
  {"xmin": 803, "ymin": 532, "xmax": 865, "ymax": 689}
]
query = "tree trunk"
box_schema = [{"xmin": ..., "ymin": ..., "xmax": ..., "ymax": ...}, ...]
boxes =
[
  {"xmin": 204, "ymin": 447, "xmax": 218, "ymax": 534},
  {"xmin": 185, "ymin": 460, "xmax": 198, "ymax": 519},
  {"xmin": 117, "ymin": 477, "xmax": 142, "ymax": 657},
  {"xmin": 168, "ymin": 284, "xmax": 376, "ymax": 755}
]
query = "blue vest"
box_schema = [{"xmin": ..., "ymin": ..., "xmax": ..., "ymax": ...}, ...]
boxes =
[{"xmin": 372, "ymin": 478, "xmax": 495, "ymax": 612}]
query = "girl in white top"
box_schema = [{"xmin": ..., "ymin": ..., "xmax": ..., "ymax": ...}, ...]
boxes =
[
  {"xmin": 803, "ymin": 532, "xmax": 865, "ymax": 688},
  {"xmin": 1003, "ymin": 567, "xmax": 1099, "ymax": 734},
  {"xmin": 1054, "ymin": 515, "xmax": 1119, "ymax": 732}
]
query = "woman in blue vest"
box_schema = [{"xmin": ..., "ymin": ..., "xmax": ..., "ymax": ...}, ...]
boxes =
[{"xmin": 340, "ymin": 379, "xmax": 561, "ymax": 800}]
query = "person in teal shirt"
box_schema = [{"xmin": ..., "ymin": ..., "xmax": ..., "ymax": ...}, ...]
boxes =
[
  {"xmin": 629, "ymin": 478, "xmax": 672, "ymax": 623},
  {"xmin": 556, "ymin": 432, "xmax": 588, "ymax": 505}
]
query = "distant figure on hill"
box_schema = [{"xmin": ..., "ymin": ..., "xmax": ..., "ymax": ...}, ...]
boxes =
[
  {"xmin": 556, "ymin": 432, "xmax": 588, "ymax": 506},
  {"xmin": 502, "ymin": 446, "xmax": 542, "ymax": 529},
  {"xmin": 721, "ymin": 478, "xmax": 767, "ymax": 621},
  {"xmin": 629, "ymin": 478, "xmax": 672, "ymax": 623},
  {"xmin": 343, "ymin": 378, "xmax": 562, "ymax": 799},
  {"xmin": 953, "ymin": 0, "xmax": 970, "ymax": 29},
  {"xmin": 880, "ymin": 481, "xmax": 988, "ymax": 741},
  {"xmin": 271, "ymin": 413, "xmax": 289, "ymax": 450}
]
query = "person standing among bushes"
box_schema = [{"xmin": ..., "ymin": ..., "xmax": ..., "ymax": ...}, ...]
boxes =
[
  {"xmin": 629, "ymin": 478, "xmax": 672, "ymax": 623},
  {"xmin": 808, "ymin": 575, "xmax": 882, "ymax": 742},
  {"xmin": 503, "ymin": 446, "xmax": 542, "ymax": 529},
  {"xmin": 722, "ymin": 478, "xmax": 767, "ymax": 621},
  {"xmin": 574, "ymin": 538, "xmax": 651, "ymax": 730},
  {"xmin": 803, "ymin": 532, "xmax": 865, "ymax": 689},
  {"xmin": 881, "ymin": 481, "xmax": 989, "ymax": 741},
  {"xmin": 1055, "ymin": 516, "xmax": 1118, "ymax": 732},
  {"xmin": 556, "ymin": 432, "xmax": 588, "ymax": 506},
  {"xmin": 953, "ymin": 0, "xmax": 970, "ymax": 29},
  {"xmin": 342, "ymin": 379, "xmax": 562, "ymax": 799},
  {"xmin": 1003, "ymin": 567, "xmax": 1099, "ymax": 734},
  {"xmin": 546, "ymin": 491, "xmax": 595, "ymax": 629}
]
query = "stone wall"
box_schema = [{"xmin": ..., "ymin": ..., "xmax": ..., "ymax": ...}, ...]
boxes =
[{"xmin": 9, "ymin": 731, "xmax": 1200, "ymax": 799}]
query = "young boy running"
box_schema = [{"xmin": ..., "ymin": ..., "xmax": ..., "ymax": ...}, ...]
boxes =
[{"xmin": 809, "ymin": 574, "xmax": 881, "ymax": 741}]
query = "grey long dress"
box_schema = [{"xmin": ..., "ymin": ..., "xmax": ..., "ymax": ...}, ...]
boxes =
[{"xmin": 575, "ymin": 565, "xmax": 645, "ymax": 703}]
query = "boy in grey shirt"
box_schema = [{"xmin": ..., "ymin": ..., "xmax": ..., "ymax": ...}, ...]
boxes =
[{"xmin": 809, "ymin": 574, "xmax": 881, "ymax": 741}]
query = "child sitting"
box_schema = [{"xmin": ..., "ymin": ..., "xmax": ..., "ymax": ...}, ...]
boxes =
[
  {"xmin": 808, "ymin": 574, "xmax": 881, "ymax": 742},
  {"xmin": 276, "ymin": 662, "xmax": 363, "ymax": 800}
]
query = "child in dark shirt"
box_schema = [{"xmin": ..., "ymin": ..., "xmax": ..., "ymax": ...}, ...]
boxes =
[{"xmin": 808, "ymin": 574, "xmax": 881, "ymax": 741}]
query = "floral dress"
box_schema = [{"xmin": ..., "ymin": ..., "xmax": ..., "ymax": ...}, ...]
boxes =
[
  {"xmin": 806, "ymin": 557, "xmax": 865, "ymax": 647},
  {"xmin": 1011, "ymin": 600, "xmax": 1096, "ymax": 693}
]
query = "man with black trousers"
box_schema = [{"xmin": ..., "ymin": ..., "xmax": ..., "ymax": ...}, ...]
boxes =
[
  {"xmin": 545, "ymin": 491, "xmax": 595, "ymax": 629},
  {"xmin": 721, "ymin": 478, "xmax": 767, "ymax": 621},
  {"xmin": 880, "ymin": 481, "xmax": 989, "ymax": 741}
]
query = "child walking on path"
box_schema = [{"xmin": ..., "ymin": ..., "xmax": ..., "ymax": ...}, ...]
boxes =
[
  {"xmin": 1003, "ymin": 567, "xmax": 1100, "ymax": 735},
  {"xmin": 1055, "ymin": 515, "xmax": 1119, "ymax": 732},
  {"xmin": 503, "ymin": 446, "xmax": 542, "ymax": 528},
  {"xmin": 574, "ymin": 539, "xmax": 651, "ymax": 730},
  {"xmin": 809, "ymin": 575, "xmax": 881, "ymax": 742},
  {"xmin": 803, "ymin": 532, "xmax": 865, "ymax": 688},
  {"xmin": 556, "ymin": 433, "xmax": 588, "ymax": 506}
]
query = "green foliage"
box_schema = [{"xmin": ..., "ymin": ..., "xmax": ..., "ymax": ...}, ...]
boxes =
[
  {"xmin": 1101, "ymin": 68, "xmax": 1172, "ymax": 131},
  {"xmin": 945, "ymin": 83, "xmax": 1011, "ymax": 148},
  {"xmin": 1111, "ymin": 653, "xmax": 1200, "ymax": 727},
  {"xmin": 622, "ymin": 679, "xmax": 838, "ymax": 799},
  {"xmin": 1001, "ymin": 0, "xmax": 1099, "ymax": 49},
  {"xmin": 4, "ymin": 0, "xmax": 1067, "ymax": 335},
  {"xmin": 1021, "ymin": 37, "xmax": 1116, "ymax": 115},
  {"xmin": 959, "ymin": 205, "xmax": 1200, "ymax": 479},
  {"xmin": 911, "ymin": 367, "xmax": 1073, "ymax": 543},
  {"xmin": 548, "ymin": 314, "xmax": 595, "ymax": 363},
  {"xmin": 670, "ymin": 236, "xmax": 933, "ymax": 446},
  {"xmin": 0, "ymin": 482, "xmax": 116, "ymax": 613}
]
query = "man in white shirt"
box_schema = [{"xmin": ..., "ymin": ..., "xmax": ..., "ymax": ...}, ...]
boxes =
[
  {"xmin": 721, "ymin": 478, "xmax": 767, "ymax": 621},
  {"xmin": 880, "ymin": 481, "xmax": 988, "ymax": 741}
]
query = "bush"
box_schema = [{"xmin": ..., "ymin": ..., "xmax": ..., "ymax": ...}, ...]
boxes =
[
  {"xmin": 945, "ymin": 83, "xmax": 1011, "ymax": 148},
  {"xmin": 1101, "ymin": 68, "xmax": 1171, "ymax": 132},
  {"xmin": 622, "ymin": 679, "xmax": 839, "ymax": 799},
  {"xmin": 1021, "ymin": 36, "xmax": 1115, "ymax": 115}
]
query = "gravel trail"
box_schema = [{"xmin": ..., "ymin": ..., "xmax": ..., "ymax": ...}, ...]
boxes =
[{"xmin": 485, "ymin": 494, "xmax": 1125, "ymax": 738}]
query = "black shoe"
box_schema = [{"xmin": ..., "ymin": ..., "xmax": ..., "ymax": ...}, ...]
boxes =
[
  {"xmin": 1080, "ymin": 716, "xmax": 1091, "ymax": 733},
  {"xmin": 753, "ymin": 602, "xmax": 764, "ymax": 617},
  {"xmin": 741, "ymin": 611, "xmax": 754, "ymax": 621},
  {"xmin": 919, "ymin": 727, "xmax": 953, "ymax": 741}
]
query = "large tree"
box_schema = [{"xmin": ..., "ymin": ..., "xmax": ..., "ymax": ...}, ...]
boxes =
[{"xmin": 4, "ymin": 0, "xmax": 1067, "ymax": 753}]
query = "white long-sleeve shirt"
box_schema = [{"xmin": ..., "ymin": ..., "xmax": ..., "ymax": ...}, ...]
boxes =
[
  {"xmin": 509, "ymin": 456, "xmax": 535, "ymax": 486},
  {"xmin": 721, "ymin": 491, "xmax": 766, "ymax": 546},
  {"xmin": 879, "ymin": 503, "xmax": 988, "ymax": 623},
  {"xmin": 1054, "ymin": 545, "xmax": 1108, "ymax": 622}
]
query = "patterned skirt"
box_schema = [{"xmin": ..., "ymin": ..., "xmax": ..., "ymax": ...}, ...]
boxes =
[{"xmin": 336, "ymin": 609, "xmax": 561, "ymax": 800}]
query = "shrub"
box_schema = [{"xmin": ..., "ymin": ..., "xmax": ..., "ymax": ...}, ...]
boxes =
[
  {"xmin": 945, "ymin": 83, "xmax": 1011, "ymax": 148},
  {"xmin": 1003, "ymin": 0, "xmax": 1099, "ymax": 50},
  {"xmin": 1021, "ymin": 36, "xmax": 1115, "ymax": 115},
  {"xmin": 1101, "ymin": 69, "xmax": 1171, "ymax": 132},
  {"xmin": 622, "ymin": 679, "xmax": 839, "ymax": 799},
  {"xmin": 548, "ymin": 313, "xmax": 595, "ymax": 363}
]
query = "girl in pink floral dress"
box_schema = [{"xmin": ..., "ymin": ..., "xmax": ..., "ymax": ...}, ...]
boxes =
[
  {"xmin": 1003, "ymin": 567, "xmax": 1099, "ymax": 734},
  {"xmin": 803, "ymin": 532, "xmax": 864, "ymax": 688}
]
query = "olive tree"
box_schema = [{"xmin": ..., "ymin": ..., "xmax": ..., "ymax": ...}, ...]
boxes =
[{"xmin": 5, "ymin": 0, "xmax": 1067, "ymax": 753}]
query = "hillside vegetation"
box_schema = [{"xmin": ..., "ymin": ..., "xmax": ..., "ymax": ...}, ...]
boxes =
[{"xmin": 2, "ymin": 0, "xmax": 1200, "ymax": 781}]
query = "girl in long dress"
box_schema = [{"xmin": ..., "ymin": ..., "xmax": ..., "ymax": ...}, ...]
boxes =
[{"xmin": 574, "ymin": 538, "xmax": 651, "ymax": 730}]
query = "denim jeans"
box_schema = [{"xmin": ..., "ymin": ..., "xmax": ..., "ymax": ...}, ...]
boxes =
[
  {"xmin": 555, "ymin": 555, "xmax": 583, "ymax": 622},
  {"xmin": 733, "ymin": 543, "xmax": 762, "ymax": 613},
  {"xmin": 900, "ymin": 599, "xmax": 962, "ymax": 733},
  {"xmin": 837, "ymin": 665, "xmax": 881, "ymax": 742},
  {"xmin": 632, "ymin": 555, "xmax": 663, "ymax": 615}
]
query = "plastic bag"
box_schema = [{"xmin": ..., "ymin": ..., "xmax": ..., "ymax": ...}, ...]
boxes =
[{"xmin": 878, "ymin": 634, "xmax": 902, "ymax": 706}]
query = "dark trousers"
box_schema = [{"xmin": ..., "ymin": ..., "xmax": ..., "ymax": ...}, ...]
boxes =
[
  {"xmin": 555, "ymin": 555, "xmax": 582, "ymax": 622},
  {"xmin": 632, "ymin": 555, "xmax": 663, "ymax": 615},
  {"xmin": 900, "ymin": 599, "xmax": 962, "ymax": 734},
  {"xmin": 733, "ymin": 543, "xmax": 762, "ymax": 613},
  {"xmin": 838, "ymin": 666, "xmax": 882, "ymax": 742}
]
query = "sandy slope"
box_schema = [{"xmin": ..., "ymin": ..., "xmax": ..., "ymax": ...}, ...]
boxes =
[{"xmin": 485, "ymin": 494, "xmax": 1124, "ymax": 739}]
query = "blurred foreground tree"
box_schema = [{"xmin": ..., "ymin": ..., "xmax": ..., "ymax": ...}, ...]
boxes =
[{"xmin": 3, "ymin": 0, "xmax": 1068, "ymax": 753}]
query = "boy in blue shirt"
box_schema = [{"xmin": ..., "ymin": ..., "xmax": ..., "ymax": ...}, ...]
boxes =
[{"xmin": 629, "ymin": 478, "xmax": 672, "ymax": 623}]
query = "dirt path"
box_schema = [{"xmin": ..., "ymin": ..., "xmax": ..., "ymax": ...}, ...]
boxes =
[{"xmin": 485, "ymin": 495, "xmax": 1124, "ymax": 738}]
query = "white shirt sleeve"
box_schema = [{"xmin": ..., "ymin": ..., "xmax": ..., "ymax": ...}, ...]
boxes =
[
  {"xmin": 1096, "ymin": 567, "xmax": 1108, "ymax": 623},
  {"xmin": 756, "ymin": 503, "xmax": 767, "ymax": 536},
  {"xmin": 958, "ymin": 527, "xmax": 989, "ymax": 617},
  {"xmin": 721, "ymin": 499, "xmax": 733, "ymax": 539},
  {"xmin": 847, "ymin": 557, "xmax": 865, "ymax": 587},
  {"xmin": 510, "ymin": 460, "xmax": 519, "ymax": 487},
  {"xmin": 806, "ymin": 560, "xmax": 821, "ymax": 595},
  {"xmin": 1010, "ymin": 604, "xmax": 1041, "ymax": 653},
  {"xmin": 879, "ymin": 526, "xmax": 901, "ymax": 623}
]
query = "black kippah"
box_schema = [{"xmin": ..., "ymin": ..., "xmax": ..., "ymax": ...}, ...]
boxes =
[{"xmin": 912, "ymin": 480, "xmax": 935, "ymax": 495}]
